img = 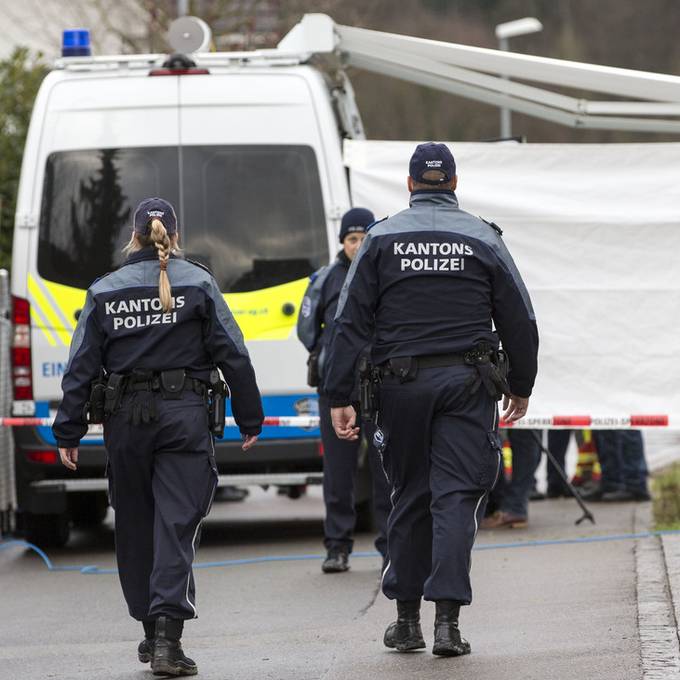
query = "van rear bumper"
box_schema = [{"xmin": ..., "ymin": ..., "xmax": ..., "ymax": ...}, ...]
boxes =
[
  {"xmin": 13, "ymin": 427, "xmax": 323, "ymax": 515},
  {"xmin": 30, "ymin": 471, "xmax": 323, "ymax": 493}
]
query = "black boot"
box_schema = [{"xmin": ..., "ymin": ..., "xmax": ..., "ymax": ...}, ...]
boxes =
[
  {"xmin": 383, "ymin": 600, "xmax": 426, "ymax": 652},
  {"xmin": 152, "ymin": 616, "xmax": 197, "ymax": 676},
  {"xmin": 322, "ymin": 547, "xmax": 350, "ymax": 573},
  {"xmin": 432, "ymin": 601, "xmax": 471, "ymax": 657},
  {"xmin": 138, "ymin": 620, "xmax": 155, "ymax": 663}
]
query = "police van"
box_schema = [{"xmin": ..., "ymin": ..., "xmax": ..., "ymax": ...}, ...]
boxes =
[{"xmin": 9, "ymin": 16, "xmax": 373, "ymax": 545}]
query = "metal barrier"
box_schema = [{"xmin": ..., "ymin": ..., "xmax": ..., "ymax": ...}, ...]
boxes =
[{"xmin": 0, "ymin": 269, "xmax": 15, "ymax": 536}]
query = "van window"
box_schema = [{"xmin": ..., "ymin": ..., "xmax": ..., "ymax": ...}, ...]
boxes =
[
  {"xmin": 181, "ymin": 145, "xmax": 327, "ymax": 292},
  {"xmin": 38, "ymin": 145, "xmax": 327, "ymax": 292},
  {"xmin": 38, "ymin": 147, "xmax": 180, "ymax": 289}
]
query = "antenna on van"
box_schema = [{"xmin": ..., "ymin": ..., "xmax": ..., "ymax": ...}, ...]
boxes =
[{"xmin": 167, "ymin": 16, "xmax": 212, "ymax": 53}]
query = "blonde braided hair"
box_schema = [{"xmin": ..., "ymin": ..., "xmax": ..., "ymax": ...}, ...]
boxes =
[
  {"xmin": 149, "ymin": 218, "xmax": 173, "ymax": 311},
  {"xmin": 122, "ymin": 219, "xmax": 180, "ymax": 313}
]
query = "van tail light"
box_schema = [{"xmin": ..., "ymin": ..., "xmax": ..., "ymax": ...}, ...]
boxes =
[
  {"xmin": 26, "ymin": 450, "xmax": 58, "ymax": 464},
  {"xmin": 12, "ymin": 296, "xmax": 33, "ymax": 401}
]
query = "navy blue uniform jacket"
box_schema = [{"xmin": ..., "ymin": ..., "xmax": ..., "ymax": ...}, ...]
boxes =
[
  {"xmin": 324, "ymin": 191, "xmax": 539, "ymax": 406},
  {"xmin": 297, "ymin": 252, "xmax": 351, "ymax": 395},
  {"xmin": 53, "ymin": 248, "xmax": 264, "ymax": 447}
]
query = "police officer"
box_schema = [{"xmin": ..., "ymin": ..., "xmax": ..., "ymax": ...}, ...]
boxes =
[
  {"xmin": 297, "ymin": 208, "xmax": 390, "ymax": 573},
  {"xmin": 324, "ymin": 144, "xmax": 538, "ymax": 656},
  {"xmin": 53, "ymin": 198, "xmax": 263, "ymax": 676}
]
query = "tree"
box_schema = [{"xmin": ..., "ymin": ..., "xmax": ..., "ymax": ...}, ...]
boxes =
[
  {"xmin": 0, "ymin": 48, "xmax": 47, "ymax": 270},
  {"xmin": 69, "ymin": 149, "xmax": 131, "ymax": 276}
]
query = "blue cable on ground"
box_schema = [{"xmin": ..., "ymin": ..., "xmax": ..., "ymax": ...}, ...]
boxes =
[{"xmin": 2, "ymin": 529, "xmax": 680, "ymax": 576}]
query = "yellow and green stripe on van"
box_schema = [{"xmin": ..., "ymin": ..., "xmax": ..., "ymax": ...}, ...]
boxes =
[{"xmin": 28, "ymin": 273, "xmax": 307, "ymax": 345}]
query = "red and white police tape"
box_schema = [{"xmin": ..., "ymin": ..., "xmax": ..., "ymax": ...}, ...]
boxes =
[{"xmin": 0, "ymin": 414, "xmax": 674, "ymax": 429}]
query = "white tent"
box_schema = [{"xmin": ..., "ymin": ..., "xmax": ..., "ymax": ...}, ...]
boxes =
[{"xmin": 345, "ymin": 139, "xmax": 680, "ymax": 429}]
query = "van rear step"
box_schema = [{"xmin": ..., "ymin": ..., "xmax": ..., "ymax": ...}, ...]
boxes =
[{"xmin": 30, "ymin": 472, "xmax": 323, "ymax": 492}]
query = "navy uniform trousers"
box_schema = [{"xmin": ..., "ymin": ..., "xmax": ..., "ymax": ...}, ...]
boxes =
[
  {"xmin": 318, "ymin": 395, "xmax": 390, "ymax": 558},
  {"xmin": 104, "ymin": 389, "xmax": 218, "ymax": 621},
  {"xmin": 379, "ymin": 365, "xmax": 501, "ymax": 604}
]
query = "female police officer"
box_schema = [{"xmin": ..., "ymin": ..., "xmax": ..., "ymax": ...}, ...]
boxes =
[{"xmin": 53, "ymin": 197, "xmax": 263, "ymax": 676}]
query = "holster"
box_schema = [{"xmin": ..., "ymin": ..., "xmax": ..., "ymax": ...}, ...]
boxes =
[
  {"xmin": 307, "ymin": 350, "xmax": 320, "ymax": 388},
  {"xmin": 104, "ymin": 373, "xmax": 126, "ymax": 417},
  {"xmin": 358, "ymin": 355, "xmax": 380, "ymax": 423},
  {"xmin": 84, "ymin": 370, "xmax": 107, "ymax": 424},
  {"xmin": 208, "ymin": 368, "xmax": 228, "ymax": 437},
  {"xmin": 463, "ymin": 344, "xmax": 511, "ymax": 401}
]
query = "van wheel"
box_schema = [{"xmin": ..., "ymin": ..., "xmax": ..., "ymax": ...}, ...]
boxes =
[
  {"xmin": 354, "ymin": 498, "xmax": 375, "ymax": 533},
  {"xmin": 69, "ymin": 492, "xmax": 109, "ymax": 527},
  {"xmin": 24, "ymin": 512, "xmax": 70, "ymax": 547}
]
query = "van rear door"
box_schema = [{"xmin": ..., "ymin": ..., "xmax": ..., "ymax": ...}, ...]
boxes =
[
  {"xmin": 30, "ymin": 75, "xmax": 180, "ymax": 429},
  {"xmin": 177, "ymin": 70, "xmax": 334, "ymax": 396}
]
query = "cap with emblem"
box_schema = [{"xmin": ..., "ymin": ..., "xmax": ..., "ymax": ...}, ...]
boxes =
[
  {"xmin": 133, "ymin": 197, "xmax": 178, "ymax": 235},
  {"xmin": 339, "ymin": 207, "xmax": 375, "ymax": 243},
  {"xmin": 409, "ymin": 142, "xmax": 456, "ymax": 186}
]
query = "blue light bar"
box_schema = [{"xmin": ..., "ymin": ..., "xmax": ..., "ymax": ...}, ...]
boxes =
[{"xmin": 62, "ymin": 29, "xmax": 91, "ymax": 57}]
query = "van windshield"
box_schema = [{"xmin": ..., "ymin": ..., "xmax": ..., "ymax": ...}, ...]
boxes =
[{"xmin": 38, "ymin": 145, "xmax": 328, "ymax": 292}]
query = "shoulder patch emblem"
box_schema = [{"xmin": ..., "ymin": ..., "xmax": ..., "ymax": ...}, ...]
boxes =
[{"xmin": 300, "ymin": 296, "xmax": 312, "ymax": 318}]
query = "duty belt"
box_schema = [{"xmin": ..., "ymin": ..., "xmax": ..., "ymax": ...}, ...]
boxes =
[
  {"xmin": 124, "ymin": 373, "xmax": 207, "ymax": 398},
  {"xmin": 106, "ymin": 368, "xmax": 209, "ymax": 427},
  {"xmin": 380, "ymin": 347, "xmax": 511, "ymax": 400},
  {"xmin": 380, "ymin": 353, "xmax": 466, "ymax": 380}
]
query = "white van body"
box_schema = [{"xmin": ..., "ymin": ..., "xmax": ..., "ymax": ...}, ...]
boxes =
[{"xmin": 11, "ymin": 53, "xmax": 361, "ymax": 543}]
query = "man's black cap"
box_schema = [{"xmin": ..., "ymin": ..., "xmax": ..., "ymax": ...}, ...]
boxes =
[
  {"xmin": 409, "ymin": 142, "xmax": 456, "ymax": 185},
  {"xmin": 133, "ymin": 197, "xmax": 178, "ymax": 235},
  {"xmin": 339, "ymin": 207, "xmax": 375, "ymax": 243}
]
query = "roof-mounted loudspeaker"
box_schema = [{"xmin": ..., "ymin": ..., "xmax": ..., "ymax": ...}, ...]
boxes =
[{"xmin": 167, "ymin": 16, "xmax": 212, "ymax": 54}]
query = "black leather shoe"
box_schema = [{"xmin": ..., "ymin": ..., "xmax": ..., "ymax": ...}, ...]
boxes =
[
  {"xmin": 138, "ymin": 638, "xmax": 153, "ymax": 663},
  {"xmin": 432, "ymin": 601, "xmax": 471, "ymax": 657},
  {"xmin": 152, "ymin": 617, "xmax": 197, "ymax": 676},
  {"xmin": 322, "ymin": 548, "xmax": 350, "ymax": 573},
  {"xmin": 384, "ymin": 600, "xmax": 426, "ymax": 652},
  {"xmin": 580, "ymin": 487, "xmax": 604, "ymax": 502},
  {"xmin": 546, "ymin": 486, "xmax": 570, "ymax": 499}
]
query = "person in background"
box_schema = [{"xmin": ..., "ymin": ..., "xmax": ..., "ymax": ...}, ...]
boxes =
[
  {"xmin": 297, "ymin": 207, "xmax": 390, "ymax": 573},
  {"xmin": 482, "ymin": 429, "xmax": 541, "ymax": 528},
  {"xmin": 583, "ymin": 430, "xmax": 650, "ymax": 502}
]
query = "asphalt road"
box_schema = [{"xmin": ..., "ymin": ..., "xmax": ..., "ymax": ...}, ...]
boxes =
[{"xmin": 0, "ymin": 488, "xmax": 648, "ymax": 680}]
